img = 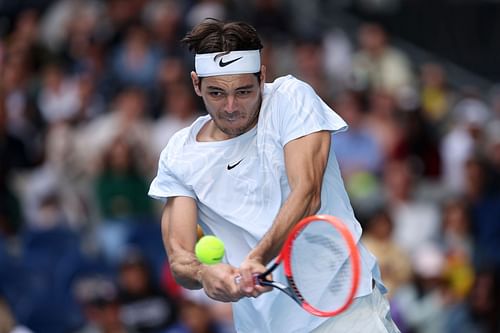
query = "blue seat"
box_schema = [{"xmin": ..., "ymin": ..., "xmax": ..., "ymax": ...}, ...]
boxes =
[
  {"xmin": 52, "ymin": 250, "xmax": 114, "ymax": 331},
  {"xmin": 126, "ymin": 221, "xmax": 167, "ymax": 281},
  {"xmin": 9, "ymin": 227, "xmax": 86, "ymax": 332},
  {"xmin": 22, "ymin": 227, "xmax": 80, "ymax": 262}
]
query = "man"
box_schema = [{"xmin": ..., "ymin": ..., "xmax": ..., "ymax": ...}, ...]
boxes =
[{"xmin": 149, "ymin": 19, "xmax": 400, "ymax": 332}]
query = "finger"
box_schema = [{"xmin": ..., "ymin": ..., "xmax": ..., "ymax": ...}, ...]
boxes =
[
  {"xmin": 240, "ymin": 267, "xmax": 255, "ymax": 294},
  {"xmin": 255, "ymin": 284, "xmax": 272, "ymax": 294},
  {"xmin": 262, "ymin": 272, "xmax": 273, "ymax": 282},
  {"xmin": 247, "ymin": 284, "xmax": 271, "ymax": 298}
]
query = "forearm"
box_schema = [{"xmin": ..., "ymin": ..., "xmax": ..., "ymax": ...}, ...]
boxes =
[
  {"xmin": 162, "ymin": 197, "xmax": 249, "ymax": 302},
  {"xmin": 161, "ymin": 196, "xmax": 202, "ymax": 289},
  {"xmin": 168, "ymin": 239, "xmax": 204, "ymax": 289},
  {"xmin": 247, "ymin": 185, "xmax": 320, "ymax": 265}
]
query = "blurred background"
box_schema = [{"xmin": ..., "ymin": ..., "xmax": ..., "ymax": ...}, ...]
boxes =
[{"xmin": 0, "ymin": 0, "xmax": 499, "ymax": 332}]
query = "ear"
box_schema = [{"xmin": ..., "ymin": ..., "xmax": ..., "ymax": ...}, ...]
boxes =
[
  {"xmin": 259, "ymin": 65, "xmax": 266, "ymax": 90},
  {"xmin": 191, "ymin": 71, "xmax": 202, "ymax": 96}
]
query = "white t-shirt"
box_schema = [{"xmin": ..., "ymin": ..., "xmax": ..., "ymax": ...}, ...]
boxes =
[{"xmin": 149, "ymin": 75, "xmax": 379, "ymax": 333}]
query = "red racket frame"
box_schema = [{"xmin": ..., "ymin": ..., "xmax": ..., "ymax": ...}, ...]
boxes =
[{"xmin": 275, "ymin": 214, "xmax": 361, "ymax": 317}]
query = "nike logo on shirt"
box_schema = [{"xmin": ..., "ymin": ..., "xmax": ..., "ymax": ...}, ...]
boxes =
[
  {"xmin": 219, "ymin": 57, "xmax": 243, "ymax": 67},
  {"xmin": 227, "ymin": 159, "xmax": 243, "ymax": 170}
]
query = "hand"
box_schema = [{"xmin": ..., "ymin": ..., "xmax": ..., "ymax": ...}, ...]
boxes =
[
  {"xmin": 199, "ymin": 263, "xmax": 243, "ymax": 302},
  {"xmin": 238, "ymin": 257, "xmax": 273, "ymax": 298}
]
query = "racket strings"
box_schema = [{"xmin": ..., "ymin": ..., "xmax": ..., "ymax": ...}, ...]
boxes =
[{"xmin": 289, "ymin": 220, "xmax": 354, "ymax": 312}]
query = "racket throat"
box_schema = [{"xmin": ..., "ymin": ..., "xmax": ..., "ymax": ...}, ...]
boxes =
[{"xmin": 260, "ymin": 279, "xmax": 303, "ymax": 306}]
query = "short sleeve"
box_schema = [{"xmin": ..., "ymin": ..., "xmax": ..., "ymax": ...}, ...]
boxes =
[
  {"xmin": 148, "ymin": 144, "xmax": 195, "ymax": 202},
  {"xmin": 277, "ymin": 79, "xmax": 348, "ymax": 146}
]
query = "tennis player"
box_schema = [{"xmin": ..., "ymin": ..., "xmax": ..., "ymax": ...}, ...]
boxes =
[{"xmin": 149, "ymin": 19, "xmax": 400, "ymax": 332}]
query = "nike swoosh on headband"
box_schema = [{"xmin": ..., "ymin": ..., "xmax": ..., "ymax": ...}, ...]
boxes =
[{"xmin": 219, "ymin": 57, "xmax": 243, "ymax": 67}]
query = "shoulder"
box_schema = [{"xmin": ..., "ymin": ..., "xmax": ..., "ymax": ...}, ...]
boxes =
[
  {"xmin": 169, "ymin": 115, "xmax": 209, "ymax": 145},
  {"xmin": 159, "ymin": 115, "xmax": 209, "ymax": 158},
  {"xmin": 265, "ymin": 75, "xmax": 316, "ymax": 99},
  {"xmin": 165, "ymin": 126, "xmax": 190, "ymax": 147},
  {"xmin": 262, "ymin": 76, "xmax": 320, "ymax": 116}
]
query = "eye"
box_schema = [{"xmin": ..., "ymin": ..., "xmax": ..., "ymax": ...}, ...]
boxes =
[
  {"xmin": 209, "ymin": 91, "xmax": 224, "ymax": 97},
  {"xmin": 236, "ymin": 90, "xmax": 252, "ymax": 96}
]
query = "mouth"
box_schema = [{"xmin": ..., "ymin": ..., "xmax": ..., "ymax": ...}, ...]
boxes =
[{"xmin": 221, "ymin": 113, "xmax": 244, "ymax": 123}]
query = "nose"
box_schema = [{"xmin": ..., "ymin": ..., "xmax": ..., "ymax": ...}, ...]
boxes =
[{"xmin": 224, "ymin": 95, "xmax": 237, "ymax": 113}]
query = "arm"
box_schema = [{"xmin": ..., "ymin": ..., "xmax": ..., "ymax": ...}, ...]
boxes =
[
  {"xmin": 238, "ymin": 131, "xmax": 331, "ymax": 291},
  {"xmin": 162, "ymin": 196, "xmax": 244, "ymax": 301},
  {"xmin": 250, "ymin": 130, "xmax": 330, "ymax": 263},
  {"xmin": 161, "ymin": 196, "xmax": 201, "ymax": 289}
]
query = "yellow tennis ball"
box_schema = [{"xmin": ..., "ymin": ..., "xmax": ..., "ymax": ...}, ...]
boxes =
[{"xmin": 195, "ymin": 235, "xmax": 225, "ymax": 265}]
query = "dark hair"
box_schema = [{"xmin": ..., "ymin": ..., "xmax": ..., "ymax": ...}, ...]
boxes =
[{"xmin": 181, "ymin": 19, "xmax": 263, "ymax": 54}]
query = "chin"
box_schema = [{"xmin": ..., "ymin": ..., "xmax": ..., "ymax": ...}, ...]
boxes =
[
  {"xmin": 221, "ymin": 127, "xmax": 246, "ymax": 137},
  {"xmin": 220, "ymin": 121, "xmax": 249, "ymax": 135}
]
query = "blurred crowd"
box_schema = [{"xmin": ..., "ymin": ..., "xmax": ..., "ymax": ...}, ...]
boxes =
[{"xmin": 0, "ymin": 1, "xmax": 499, "ymax": 333}]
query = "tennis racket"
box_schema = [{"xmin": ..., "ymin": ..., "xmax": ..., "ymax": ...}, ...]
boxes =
[{"xmin": 236, "ymin": 214, "xmax": 360, "ymax": 317}]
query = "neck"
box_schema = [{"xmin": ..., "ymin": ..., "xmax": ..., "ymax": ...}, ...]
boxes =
[{"xmin": 199, "ymin": 120, "xmax": 233, "ymax": 141}]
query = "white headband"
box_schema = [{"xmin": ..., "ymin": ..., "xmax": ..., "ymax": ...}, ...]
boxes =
[{"xmin": 195, "ymin": 50, "xmax": 261, "ymax": 77}]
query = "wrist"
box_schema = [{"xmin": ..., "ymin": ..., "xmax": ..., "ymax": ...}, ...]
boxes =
[
  {"xmin": 195, "ymin": 262, "xmax": 205, "ymax": 285},
  {"xmin": 246, "ymin": 252, "xmax": 264, "ymax": 264}
]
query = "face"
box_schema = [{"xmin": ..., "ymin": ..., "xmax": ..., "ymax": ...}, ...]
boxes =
[{"xmin": 191, "ymin": 67, "xmax": 265, "ymax": 139}]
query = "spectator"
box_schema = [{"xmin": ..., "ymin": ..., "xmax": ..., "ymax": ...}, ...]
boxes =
[
  {"xmin": 18, "ymin": 120, "xmax": 88, "ymax": 230},
  {"xmin": 73, "ymin": 74, "xmax": 106, "ymax": 124},
  {"xmin": 110, "ymin": 24, "xmax": 163, "ymax": 95},
  {"xmin": 391, "ymin": 243, "xmax": 450, "ymax": 333},
  {"xmin": 333, "ymin": 90, "xmax": 383, "ymax": 213},
  {"xmin": 1, "ymin": 48, "xmax": 43, "ymax": 154},
  {"xmin": 440, "ymin": 96, "xmax": 490, "ymax": 194},
  {"xmin": 399, "ymin": 109, "xmax": 442, "ymax": 179},
  {"xmin": 463, "ymin": 157, "xmax": 500, "ymax": 270},
  {"xmin": 101, "ymin": 0, "xmax": 147, "ymax": 46},
  {"xmin": 142, "ymin": 0, "xmax": 183, "ymax": 55},
  {"xmin": 365, "ymin": 90, "xmax": 407, "ymax": 160},
  {"xmin": 323, "ymin": 27, "xmax": 354, "ymax": 94},
  {"xmin": 93, "ymin": 136, "xmax": 154, "ymax": 262},
  {"xmin": 74, "ymin": 87, "xmax": 153, "ymax": 176},
  {"xmin": 95, "ymin": 136, "xmax": 153, "ymax": 221},
  {"xmin": 37, "ymin": 62, "xmax": 81, "ymax": 124},
  {"xmin": 292, "ymin": 36, "xmax": 332, "ymax": 100},
  {"xmin": 439, "ymin": 199, "xmax": 475, "ymax": 301},
  {"xmin": 4, "ymin": 8, "xmax": 50, "ymax": 74},
  {"xmin": 333, "ymin": 90, "xmax": 383, "ymax": 177},
  {"xmin": 151, "ymin": 83, "xmax": 200, "ymax": 157},
  {"xmin": 351, "ymin": 23, "xmax": 415, "ymax": 98},
  {"xmin": 61, "ymin": 1, "xmax": 105, "ymax": 69},
  {"xmin": 74, "ymin": 276, "xmax": 135, "ymax": 333},
  {"xmin": 118, "ymin": 249, "xmax": 178, "ymax": 333},
  {"xmin": 445, "ymin": 270, "xmax": 500, "ymax": 333},
  {"xmin": 419, "ymin": 62, "xmax": 454, "ymax": 127},
  {"xmin": 164, "ymin": 298, "xmax": 233, "ymax": 333},
  {"xmin": 441, "ymin": 199, "xmax": 473, "ymax": 260},
  {"xmin": 0, "ymin": 90, "xmax": 35, "ymax": 185},
  {"xmin": 39, "ymin": 0, "xmax": 104, "ymax": 53},
  {"xmin": 382, "ymin": 158, "xmax": 441, "ymax": 256},
  {"xmin": 362, "ymin": 209, "xmax": 412, "ymax": 299}
]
